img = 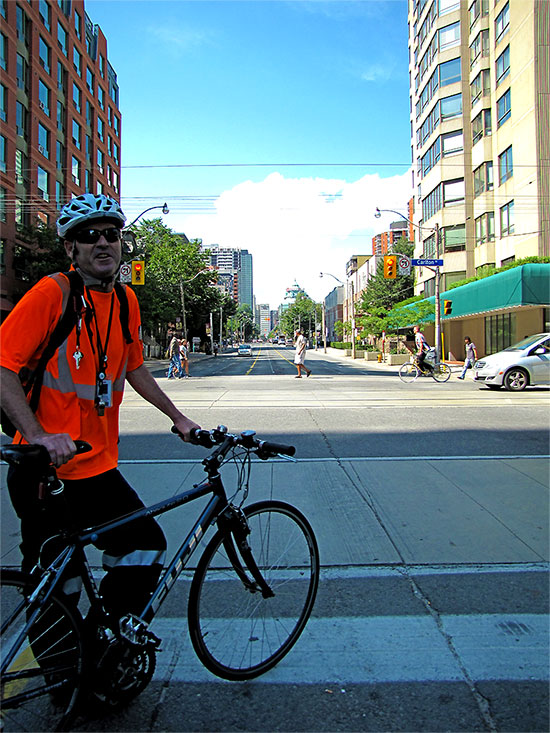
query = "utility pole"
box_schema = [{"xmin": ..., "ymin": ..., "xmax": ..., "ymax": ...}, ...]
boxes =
[{"xmin": 434, "ymin": 223, "xmax": 442, "ymax": 365}]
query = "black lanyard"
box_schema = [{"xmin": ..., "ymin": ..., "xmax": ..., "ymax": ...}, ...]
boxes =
[{"xmin": 85, "ymin": 289, "xmax": 115, "ymax": 415}]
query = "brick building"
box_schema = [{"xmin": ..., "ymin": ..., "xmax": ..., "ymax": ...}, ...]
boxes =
[{"xmin": 0, "ymin": 0, "xmax": 121, "ymax": 318}]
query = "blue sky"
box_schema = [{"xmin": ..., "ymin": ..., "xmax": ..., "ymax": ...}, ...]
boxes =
[{"xmin": 88, "ymin": 0, "xmax": 412, "ymax": 307}]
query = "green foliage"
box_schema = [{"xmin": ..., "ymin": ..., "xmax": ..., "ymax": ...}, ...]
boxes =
[
  {"xmin": 14, "ymin": 222, "xmax": 69, "ymax": 285},
  {"xmin": 279, "ymin": 292, "xmax": 321, "ymax": 336},
  {"xmin": 334, "ymin": 320, "xmax": 344, "ymax": 340},
  {"xmin": 447, "ymin": 256, "xmax": 550, "ymax": 290}
]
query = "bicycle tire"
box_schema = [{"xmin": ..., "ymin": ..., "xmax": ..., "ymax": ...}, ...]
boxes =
[
  {"xmin": 188, "ymin": 500, "xmax": 319, "ymax": 681},
  {"xmin": 432, "ymin": 363, "xmax": 452, "ymax": 382},
  {"xmin": 0, "ymin": 569, "xmax": 85, "ymax": 732},
  {"xmin": 398, "ymin": 362, "xmax": 419, "ymax": 383}
]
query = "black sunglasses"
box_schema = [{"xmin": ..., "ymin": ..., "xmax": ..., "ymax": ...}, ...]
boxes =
[{"xmin": 75, "ymin": 227, "xmax": 122, "ymax": 244}]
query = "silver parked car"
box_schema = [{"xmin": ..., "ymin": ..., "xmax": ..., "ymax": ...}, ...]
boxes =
[
  {"xmin": 238, "ymin": 343, "xmax": 252, "ymax": 356},
  {"xmin": 473, "ymin": 333, "xmax": 550, "ymax": 391}
]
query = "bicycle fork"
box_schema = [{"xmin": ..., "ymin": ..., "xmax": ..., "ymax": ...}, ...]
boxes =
[{"xmin": 219, "ymin": 507, "xmax": 275, "ymax": 599}]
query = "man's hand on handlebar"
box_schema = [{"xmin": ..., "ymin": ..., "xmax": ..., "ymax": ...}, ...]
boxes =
[
  {"xmin": 32, "ymin": 433, "xmax": 77, "ymax": 467},
  {"xmin": 172, "ymin": 415, "xmax": 202, "ymax": 442}
]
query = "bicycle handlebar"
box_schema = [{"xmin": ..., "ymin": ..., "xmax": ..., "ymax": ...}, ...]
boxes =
[{"xmin": 171, "ymin": 426, "xmax": 296, "ymax": 458}]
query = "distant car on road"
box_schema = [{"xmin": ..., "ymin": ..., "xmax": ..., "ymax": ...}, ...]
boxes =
[
  {"xmin": 238, "ymin": 344, "xmax": 252, "ymax": 357},
  {"xmin": 473, "ymin": 333, "xmax": 550, "ymax": 391}
]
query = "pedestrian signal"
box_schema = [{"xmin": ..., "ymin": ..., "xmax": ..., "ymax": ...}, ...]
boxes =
[
  {"xmin": 384, "ymin": 255, "xmax": 397, "ymax": 279},
  {"xmin": 131, "ymin": 260, "xmax": 145, "ymax": 285},
  {"xmin": 443, "ymin": 299, "xmax": 452, "ymax": 315}
]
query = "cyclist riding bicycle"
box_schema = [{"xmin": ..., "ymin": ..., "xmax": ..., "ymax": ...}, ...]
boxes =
[
  {"xmin": 0, "ymin": 194, "xmax": 200, "ymax": 630},
  {"xmin": 413, "ymin": 325, "xmax": 432, "ymax": 373}
]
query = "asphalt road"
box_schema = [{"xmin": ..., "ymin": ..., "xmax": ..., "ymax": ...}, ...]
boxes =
[{"xmin": 1, "ymin": 344, "xmax": 548, "ymax": 732}]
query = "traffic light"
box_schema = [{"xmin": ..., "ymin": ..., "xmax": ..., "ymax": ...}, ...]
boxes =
[
  {"xmin": 443, "ymin": 299, "xmax": 452, "ymax": 315},
  {"xmin": 131, "ymin": 260, "xmax": 145, "ymax": 285},
  {"xmin": 383, "ymin": 255, "xmax": 397, "ymax": 279}
]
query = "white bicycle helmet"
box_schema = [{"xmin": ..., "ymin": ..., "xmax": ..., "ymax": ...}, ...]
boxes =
[{"xmin": 57, "ymin": 194, "xmax": 126, "ymax": 238}]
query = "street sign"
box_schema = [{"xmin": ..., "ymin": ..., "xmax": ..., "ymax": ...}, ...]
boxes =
[
  {"xmin": 412, "ymin": 259, "xmax": 444, "ymax": 267},
  {"xmin": 119, "ymin": 262, "xmax": 132, "ymax": 283},
  {"xmin": 398, "ymin": 255, "xmax": 411, "ymax": 275}
]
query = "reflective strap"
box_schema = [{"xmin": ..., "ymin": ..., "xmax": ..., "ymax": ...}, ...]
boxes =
[{"xmin": 102, "ymin": 549, "xmax": 166, "ymax": 570}]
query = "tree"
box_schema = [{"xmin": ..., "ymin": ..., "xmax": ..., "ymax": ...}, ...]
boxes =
[
  {"xmin": 279, "ymin": 293, "xmax": 321, "ymax": 337},
  {"xmin": 236, "ymin": 304, "xmax": 254, "ymax": 341},
  {"xmin": 13, "ymin": 222, "xmax": 70, "ymax": 287}
]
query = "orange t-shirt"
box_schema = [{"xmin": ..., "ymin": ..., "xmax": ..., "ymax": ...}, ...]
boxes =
[{"xmin": 0, "ymin": 274, "xmax": 144, "ymax": 479}]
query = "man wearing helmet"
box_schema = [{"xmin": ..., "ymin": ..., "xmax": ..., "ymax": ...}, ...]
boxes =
[{"xmin": 0, "ymin": 194, "xmax": 200, "ymax": 632}]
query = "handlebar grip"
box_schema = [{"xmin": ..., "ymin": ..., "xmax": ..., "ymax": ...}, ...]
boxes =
[
  {"xmin": 171, "ymin": 426, "xmax": 214, "ymax": 448},
  {"xmin": 74, "ymin": 440, "xmax": 92, "ymax": 454},
  {"xmin": 259, "ymin": 441, "xmax": 296, "ymax": 457}
]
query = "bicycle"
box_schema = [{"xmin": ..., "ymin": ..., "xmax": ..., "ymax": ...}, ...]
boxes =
[
  {"xmin": 398, "ymin": 355, "xmax": 452, "ymax": 383},
  {"xmin": 0, "ymin": 427, "xmax": 319, "ymax": 732}
]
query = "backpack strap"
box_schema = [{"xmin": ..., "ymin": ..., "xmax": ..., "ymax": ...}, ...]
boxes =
[{"xmin": 114, "ymin": 281, "xmax": 133, "ymax": 344}]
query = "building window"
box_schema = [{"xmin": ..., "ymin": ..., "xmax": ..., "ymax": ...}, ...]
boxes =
[
  {"xmin": 15, "ymin": 149, "xmax": 27, "ymax": 186},
  {"xmin": 499, "ymin": 145, "xmax": 513, "ymax": 184},
  {"xmin": 0, "ymin": 187, "xmax": 5, "ymax": 223},
  {"xmin": 57, "ymin": 61, "xmax": 67, "ymax": 92},
  {"xmin": 496, "ymin": 46, "xmax": 510, "ymax": 85},
  {"xmin": 443, "ymin": 178, "xmax": 464, "ymax": 206},
  {"xmin": 0, "ymin": 134, "xmax": 6, "ymax": 173},
  {"xmin": 440, "ymin": 57, "xmax": 461, "ymax": 86},
  {"xmin": 71, "ymin": 155, "xmax": 81, "ymax": 186},
  {"xmin": 471, "ymin": 69, "xmax": 490, "ymax": 106},
  {"xmin": 98, "ymin": 86, "xmax": 105, "ymax": 110},
  {"xmin": 439, "ymin": 22, "xmax": 460, "ymax": 51},
  {"xmin": 422, "ymin": 184, "xmax": 442, "ymax": 221},
  {"xmin": 97, "ymin": 116, "xmax": 104, "ymax": 142},
  {"xmin": 112, "ymin": 169, "xmax": 119, "ymax": 194},
  {"xmin": 497, "ymin": 89, "xmax": 511, "ymax": 127},
  {"xmin": 75, "ymin": 9, "xmax": 81, "ymax": 39},
  {"xmin": 113, "ymin": 141, "xmax": 119, "ymax": 165},
  {"xmin": 495, "ymin": 2, "xmax": 510, "ymax": 44},
  {"xmin": 443, "ymin": 224, "xmax": 466, "ymax": 251},
  {"xmin": 57, "ymin": 21, "xmax": 68, "ymax": 56},
  {"xmin": 38, "ymin": 123, "xmax": 50, "ymax": 159},
  {"xmin": 39, "ymin": 0, "xmax": 51, "ymax": 29},
  {"xmin": 475, "ymin": 211, "xmax": 495, "ymax": 245},
  {"xmin": 473, "ymin": 161, "xmax": 493, "ymax": 197},
  {"xmin": 440, "ymin": 0, "xmax": 459, "ymax": 15},
  {"xmin": 442, "ymin": 129, "xmax": 463, "ymax": 156},
  {"xmin": 16, "ymin": 5, "xmax": 31, "ymax": 45},
  {"xmin": 0, "ymin": 83, "xmax": 6, "ymax": 122},
  {"xmin": 86, "ymin": 67, "xmax": 94, "ymax": 94},
  {"xmin": 97, "ymin": 148, "xmax": 104, "ymax": 174},
  {"xmin": 0, "ymin": 33, "xmax": 6, "ymax": 71},
  {"xmin": 99, "ymin": 54, "xmax": 105, "ymax": 78},
  {"xmin": 17, "ymin": 54, "xmax": 29, "ymax": 91},
  {"xmin": 85, "ymin": 169, "xmax": 92, "ymax": 193},
  {"xmin": 472, "ymin": 108, "xmax": 492, "ymax": 144},
  {"xmin": 500, "ymin": 200, "xmax": 514, "ymax": 236},
  {"xmin": 86, "ymin": 100, "xmax": 93, "ymax": 127},
  {"xmin": 55, "ymin": 180, "xmax": 64, "ymax": 209},
  {"xmin": 470, "ymin": 29, "xmax": 489, "ymax": 67},
  {"xmin": 57, "ymin": 99, "xmax": 65, "ymax": 132},
  {"xmin": 113, "ymin": 115, "xmax": 120, "ymax": 137},
  {"xmin": 72, "ymin": 83, "xmax": 82, "ymax": 113},
  {"xmin": 421, "ymin": 136, "xmax": 440, "ymax": 177},
  {"xmin": 38, "ymin": 79, "xmax": 50, "ymax": 116},
  {"xmin": 16, "ymin": 101, "xmax": 28, "ymax": 138},
  {"xmin": 72, "ymin": 119, "xmax": 81, "ymax": 149},
  {"xmin": 56, "ymin": 140, "xmax": 64, "ymax": 170},
  {"xmin": 485, "ymin": 312, "xmax": 514, "ymax": 354},
  {"xmin": 469, "ymin": 0, "xmax": 489, "ymax": 28},
  {"xmin": 73, "ymin": 46, "xmax": 82, "ymax": 77},
  {"xmin": 86, "ymin": 134, "xmax": 93, "ymax": 162},
  {"xmin": 37, "ymin": 166, "xmax": 49, "ymax": 201}
]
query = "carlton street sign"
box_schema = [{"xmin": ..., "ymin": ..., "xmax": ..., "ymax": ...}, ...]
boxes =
[{"xmin": 412, "ymin": 259, "xmax": 444, "ymax": 267}]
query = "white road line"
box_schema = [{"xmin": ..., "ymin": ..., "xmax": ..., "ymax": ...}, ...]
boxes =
[{"xmin": 151, "ymin": 613, "xmax": 549, "ymax": 684}]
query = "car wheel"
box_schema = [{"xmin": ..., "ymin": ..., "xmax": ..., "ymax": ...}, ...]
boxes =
[{"xmin": 504, "ymin": 368, "xmax": 529, "ymax": 392}]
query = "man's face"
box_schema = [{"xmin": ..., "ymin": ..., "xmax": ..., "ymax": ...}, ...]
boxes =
[{"xmin": 65, "ymin": 222, "xmax": 122, "ymax": 281}]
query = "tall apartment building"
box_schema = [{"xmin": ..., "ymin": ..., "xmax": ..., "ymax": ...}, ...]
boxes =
[
  {"xmin": 409, "ymin": 0, "xmax": 549, "ymax": 298},
  {"xmin": 372, "ymin": 220, "xmax": 409, "ymax": 255},
  {"xmin": 203, "ymin": 244, "xmax": 254, "ymax": 309},
  {"xmin": 257, "ymin": 303, "xmax": 270, "ymax": 337},
  {"xmin": 0, "ymin": 0, "xmax": 121, "ymax": 318}
]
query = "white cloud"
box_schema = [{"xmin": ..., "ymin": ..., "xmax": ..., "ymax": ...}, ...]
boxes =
[
  {"xmin": 146, "ymin": 24, "xmax": 215, "ymax": 57},
  {"xmin": 170, "ymin": 170, "xmax": 412, "ymax": 309}
]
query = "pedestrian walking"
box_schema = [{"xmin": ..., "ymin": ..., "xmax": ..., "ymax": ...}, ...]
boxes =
[
  {"xmin": 294, "ymin": 329, "xmax": 311, "ymax": 378},
  {"xmin": 167, "ymin": 332, "xmax": 183, "ymax": 379},
  {"xmin": 458, "ymin": 337, "xmax": 478, "ymax": 379},
  {"xmin": 180, "ymin": 338, "xmax": 190, "ymax": 378}
]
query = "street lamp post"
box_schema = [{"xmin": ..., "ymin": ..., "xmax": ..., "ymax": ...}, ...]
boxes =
[
  {"xmin": 375, "ymin": 207, "xmax": 442, "ymax": 365},
  {"xmin": 125, "ymin": 203, "xmax": 169, "ymax": 229},
  {"xmin": 320, "ymin": 271, "xmax": 356, "ymax": 359}
]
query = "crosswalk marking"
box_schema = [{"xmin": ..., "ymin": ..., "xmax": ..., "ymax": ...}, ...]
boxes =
[{"xmin": 150, "ymin": 612, "xmax": 549, "ymax": 684}]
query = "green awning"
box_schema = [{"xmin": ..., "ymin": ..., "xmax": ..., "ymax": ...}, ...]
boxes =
[{"xmin": 441, "ymin": 263, "xmax": 550, "ymax": 319}]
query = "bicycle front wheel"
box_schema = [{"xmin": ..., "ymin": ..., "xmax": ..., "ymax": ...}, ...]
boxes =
[
  {"xmin": 399, "ymin": 362, "xmax": 420, "ymax": 383},
  {"xmin": 432, "ymin": 363, "xmax": 452, "ymax": 382},
  {"xmin": 0, "ymin": 569, "xmax": 85, "ymax": 732},
  {"xmin": 188, "ymin": 500, "xmax": 319, "ymax": 681}
]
